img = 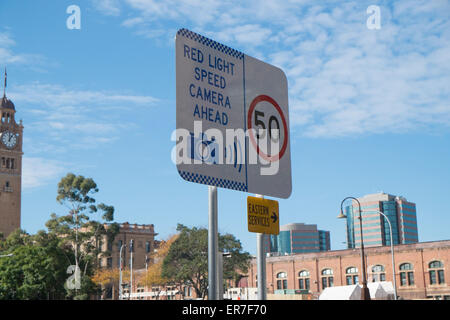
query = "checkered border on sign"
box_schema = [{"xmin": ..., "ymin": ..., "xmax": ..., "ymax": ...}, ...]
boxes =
[
  {"xmin": 179, "ymin": 170, "xmax": 247, "ymax": 192},
  {"xmin": 177, "ymin": 28, "xmax": 244, "ymax": 60}
]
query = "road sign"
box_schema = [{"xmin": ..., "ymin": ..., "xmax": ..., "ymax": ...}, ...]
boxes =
[
  {"xmin": 175, "ymin": 28, "xmax": 291, "ymax": 199},
  {"xmin": 247, "ymin": 196, "xmax": 279, "ymax": 235}
]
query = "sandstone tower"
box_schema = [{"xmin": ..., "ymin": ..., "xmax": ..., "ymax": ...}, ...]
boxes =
[{"xmin": 0, "ymin": 71, "xmax": 23, "ymax": 238}]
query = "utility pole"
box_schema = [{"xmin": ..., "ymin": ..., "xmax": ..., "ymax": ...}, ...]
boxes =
[{"xmin": 129, "ymin": 239, "xmax": 134, "ymax": 300}]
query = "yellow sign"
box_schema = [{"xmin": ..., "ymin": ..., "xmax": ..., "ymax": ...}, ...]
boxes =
[{"xmin": 247, "ymin": 196, "xmax": 279, "ymax": 235}]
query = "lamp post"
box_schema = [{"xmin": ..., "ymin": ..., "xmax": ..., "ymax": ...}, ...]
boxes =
[
  {"xmin": 129, "ymin": 239, "xmax": 134, "ymax": 300},
  {"xmin": 362, "ymin": 209, "xmax": 398, "ymax": 300},
  {"xmin": 338, "ymin": 197, "xmax": 371, "ymax": 300},
  {"xmin": 119, "ymin": 244, "xmax": 124, "ymax": 300}
]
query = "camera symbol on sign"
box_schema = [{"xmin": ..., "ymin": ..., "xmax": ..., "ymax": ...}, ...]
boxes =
[{"xmin": 188, "ymin": 132, "xmax": 219, "ymax": 164}]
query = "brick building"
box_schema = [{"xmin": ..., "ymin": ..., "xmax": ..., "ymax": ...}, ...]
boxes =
[
  {"xmin": 99, "ymin": 222, "xmax": 158, "ymax": 299},
  {"xmin": 248, "ymin": 240, "xmax": 450, "ymax": 300}
]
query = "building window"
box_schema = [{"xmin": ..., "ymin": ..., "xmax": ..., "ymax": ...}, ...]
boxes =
[
  {"xmin": 184, "ymin": 286, "xmax": 192, "ymax": 297},
  {"xmin": 276, "ymin": 272, "xmax": 288, "ymax": 290},
  {"xmin": 429, "ymin": 261, "xmax": 445, "ymax": 285},
  {"xmin": 371, "ymin": 265, "xmax": 386, "ymax": 282},
  {"xmin": 298, "ymin": 270, "xmax": 310, "ymax": 291},
  {"xmin": 345, "ymin": 267, "xmax": 359, "ymax": 285},
  {"xmin": 399, "ymin": 263, "xmax": 415, "ymax": 286},
  {"xmin": 321, "ymin": 268, "xmax": 334, "ymax": 289},
  {"xmin": 146, "ymin": 241, "xmax": 151, "ymax": 253}
]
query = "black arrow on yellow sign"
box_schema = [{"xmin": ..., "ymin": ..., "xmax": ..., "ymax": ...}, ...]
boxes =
[{"xmin": 271, "ymin": 212, "xmax": 278, "ymax": 223}]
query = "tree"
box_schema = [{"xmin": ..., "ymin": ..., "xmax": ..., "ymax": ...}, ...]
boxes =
[
  {"xmin": 0, "ymin": 230, "xmax": 69, "ymax": 299},
  {"xmin": 45, "ymin": 173, "xmax": 119, "ymax": 299},
  {"xmin": 161, "ymin": 224, "xmax": 251, "ymax": 299},
  {"xmin": 137, "ymin": 235, "xmax": 178, "ymax": 299}
]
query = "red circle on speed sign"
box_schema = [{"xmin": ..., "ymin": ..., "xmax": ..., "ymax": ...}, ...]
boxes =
[{"xmin": 247, "ymin": 94, "xmax": 288, "ymax": 162}]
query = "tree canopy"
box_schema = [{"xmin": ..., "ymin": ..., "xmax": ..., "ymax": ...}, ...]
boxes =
[
  {"xmin": 161, "ymin": 224, "xmax": 251, "ymax": 299},
  {"xmin": 0, "ymin": 173, "xmax": 118, "ymax": 300}
]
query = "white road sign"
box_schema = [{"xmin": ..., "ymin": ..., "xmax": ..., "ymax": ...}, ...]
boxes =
[{"xmin": 175, "ymin": 28, "xmax": 291, "ymax": 199}]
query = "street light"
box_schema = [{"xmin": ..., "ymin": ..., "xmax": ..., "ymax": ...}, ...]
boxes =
[
  {"xmin": 361, "ymin": 209, "xmax": 398, "ymax": 300},
  {"xmin": 338, "ymin": 197, "xmax": 371, "ymax": 300},
  {"xmin": 129, "ymin": 239, "xmax": 134, "ymax": 300},
  {"xmin": 119, "ymin": 244, "xmax": 124, "ymax": 300}
]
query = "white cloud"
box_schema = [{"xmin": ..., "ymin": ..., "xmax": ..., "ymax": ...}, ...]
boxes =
[
  {"xmin": 10, "ymin": 83, "xmax": 158, "ymax": 108},
  {"xmin": 111, "ymin": 0, "xmax": 450, "ymax": 137},
  {"xmin": 93, "ymin": 0, "xmax": 121, "ymax": 16},
  {"xmin": 22, "ymin": 157, "xmax": 66, "ymax": 189},
  {"xmin": 0, "ymin": 31, "xmax": 45, "ymax": 66},
  {"xmin": 8, "ymin": 82, "xmax": 159, "ymax": 154}
]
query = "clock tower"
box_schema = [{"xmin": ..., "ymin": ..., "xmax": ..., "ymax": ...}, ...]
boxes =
[{"xmin": 0, "ymin": 71, "xmax": 23, "ymax": 238}]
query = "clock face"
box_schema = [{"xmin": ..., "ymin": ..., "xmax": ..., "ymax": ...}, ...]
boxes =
[{"xmin": 1, "ymin": 131, "xmax": 18, "ymax": 149}]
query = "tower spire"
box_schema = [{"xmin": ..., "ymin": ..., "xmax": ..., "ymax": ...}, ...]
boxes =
[{"xmin": 3, "ymin": 67, "xmax": 6, "ymax": 98}]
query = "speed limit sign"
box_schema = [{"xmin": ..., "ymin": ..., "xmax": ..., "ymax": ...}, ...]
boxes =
[
  {"xmin": 243, "ymin": 55, "xmax": 291, "ymax": 198},
  {"xmin": 176, "ymin": 28, "xmax": 291, "ymax": 198}
]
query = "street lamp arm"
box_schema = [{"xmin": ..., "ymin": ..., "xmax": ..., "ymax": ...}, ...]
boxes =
[
  {"xmin": 340, "ymin": 196, "xmax": 361, "ymax": 216},
  {"xmin": 360, "ymin": 209, "xmax": 398, "ymax": 300},
  {"xmin": 339, "ymin": 196, "xmax": 370, "ymax": 300}
]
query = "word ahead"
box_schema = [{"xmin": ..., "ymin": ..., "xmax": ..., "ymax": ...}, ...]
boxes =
[{"xmin": 247, "ymin": 196, "xmax": 279, "ymax": 235}]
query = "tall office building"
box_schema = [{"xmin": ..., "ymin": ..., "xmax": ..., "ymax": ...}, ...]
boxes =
[
  {"xmin": 344, "ymin": 192, "xmax": 419, "ymax": 248},
  {"xmin": 267, "ymin": 223, "xmax": 331, "ymax": 255}
]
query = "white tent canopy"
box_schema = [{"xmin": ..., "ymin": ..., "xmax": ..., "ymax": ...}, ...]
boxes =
[
  {"xmin": 368, "ymin": 281, "xmax": 395, "ymax": 299},
  {"xmin": 319, "ymin": 284, "xmax": 361, "ymax": 300},
  {"xmin": 319, "ymin": 282, "xmax": 395, "ymax": 300}
]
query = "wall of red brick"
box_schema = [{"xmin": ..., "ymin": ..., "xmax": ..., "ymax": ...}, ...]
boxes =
[{"xmin": 248, "ymin": 240, "xmax": 450, "ymax": 299}]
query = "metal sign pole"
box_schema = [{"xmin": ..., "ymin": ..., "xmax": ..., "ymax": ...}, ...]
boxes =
[
  {"xmin": 257, "ymin": 233, "xmax": 267, "ymax": 300},
  {"xmin": 208, "ymin": 186, "xmax": 218, "ymax": 300},
  {"xmin": 255, "ymin": 194, "xmax": 267, "ymax": 300}
]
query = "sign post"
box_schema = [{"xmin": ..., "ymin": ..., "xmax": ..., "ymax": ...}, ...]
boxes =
[
  {"xmin": 208, "ymin": 186, "xmax": 218, "ymax": 300},
  {"xmin": 247, "ymin": 196, "xmax": 279, "ymax": 235},
  {"xmin": 175, "ymin": 28, "xmax": 291, "ymax": 300},
  {"xmin": 248, "ymin": 194, "xmax": 279, "ymax": 300},
  {"xmin": 175, "ymin": 28, "xmax": 291, "ymax": 198}
]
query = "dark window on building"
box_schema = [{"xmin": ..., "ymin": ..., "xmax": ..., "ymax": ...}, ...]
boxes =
[
  {"xmin": 321, "ymin": 268, "xmax": 334, "ymax": 289},
  {"xmin": 429, "ymin": 261, "xmax": 445, "ymax": 285},
  {"xmin": 400, "ymin": 263, "xmax": 414, "ymax": 286},
  {"xmin": 276, "ymin": 272, "xmax": 287, "ymax": 290},
  {"xmin": 298, "ymin": 270, "xmax": 310, "ymax": 291},
  {"xmin": 345, "ymin": 267, "xmax": 359, "ymax": 285},
  {"xmin": 372, "ymin": 265, "xmax": 386, "ymax": 282}
]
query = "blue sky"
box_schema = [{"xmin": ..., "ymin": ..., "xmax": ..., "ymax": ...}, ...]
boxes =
[{"xmin": 1, "ymin": 0, "xmax": 449, "ymax": 255}]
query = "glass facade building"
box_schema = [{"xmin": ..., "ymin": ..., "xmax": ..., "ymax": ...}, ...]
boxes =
[
  {"xmin": 344, "ymin": 193, "xmax": 419, "ymax": 249},
  {"xmin": 267, "ymin": 223, "xmax": 331, "ymax": 255}
]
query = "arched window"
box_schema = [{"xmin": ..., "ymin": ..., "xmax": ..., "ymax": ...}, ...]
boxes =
[
  {"xmin": 276, "ymin": 272, "xmax": 288, "ymax": 290},
  {"xmin": 371, "ymin": 265, "xmax": 386, "ymax": 282},
  {"xmin": 428, "ymin": 261, "xmax": 445, "ymax": 285},
  {"xmin": 321, "ymin": 268, "xmax": 334, "ymax": 289},
  {"xmin": 399, "ymin": 263, "xmax": 415, "ymax": 286},
  {"xmin": 298, "ymin": 270, "xmax": 310, "ymax": 291},
  {"xmin": 345, "ymin": 267, "xmax": 359, "ymax": 285}
]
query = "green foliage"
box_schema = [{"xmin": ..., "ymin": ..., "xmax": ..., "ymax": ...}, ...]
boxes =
[
  {"xmin": 47, "ymin": 173, "xmax": 119, "ymax": 297},
  {"xmin": 161, "ymin": 224, "xmax": 251, "ymax": 299},
  {"xmin": 0, "ymin": 231, "xmax": 69, "ymax": 299},
  {"xmin": 0, "ymin": 173, "xmax": 118, "ymax": 300}
]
